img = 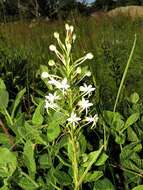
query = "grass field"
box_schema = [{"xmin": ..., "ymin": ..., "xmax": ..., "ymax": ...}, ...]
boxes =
[{"xmin": 1, "ymin": 15, "xmax": 143, "ymax": 108}]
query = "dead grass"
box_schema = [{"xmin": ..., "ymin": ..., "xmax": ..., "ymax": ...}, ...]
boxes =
[{"xmin": 108, "ymin": 6, "xmax": 143, "ymax": 19}]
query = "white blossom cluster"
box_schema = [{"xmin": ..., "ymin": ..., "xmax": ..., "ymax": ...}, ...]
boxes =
[{"xmin": 41, "ymin": 24, "xmax": 98, "ymax": 129}]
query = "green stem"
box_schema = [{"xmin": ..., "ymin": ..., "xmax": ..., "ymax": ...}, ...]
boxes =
[
  {"xmin": 21, "ymin": 171, "xmax": 39, "ymax": 188},
  {"xmin": 113, "ymin": 34, "xmax": 137, "ymax": 112},
  {"xmin": 50, "ymin": 181, "xmax": 62, "ymax": 190},
  {"xmin": 69, "ymin": 130, "xmax": 79, "ymax": 190}
]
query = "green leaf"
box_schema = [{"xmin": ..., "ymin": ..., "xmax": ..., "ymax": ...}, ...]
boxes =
[
  {"xmin": 47, "ymin": 112, "xmax": 67, "ymax": 142},
  {"xmin": 0, "ymin": 185, "xmax": 9, "ymax": 190},
  {"xmin": 54, "ymin": 170, "xmax": 72, "ymax": 186},
  {"xmin": 130, "ymin": 92, "xmax": 139, "ymax": 104},
  {"xmin": 32, "ymin": 100, "xmax": 44, "ymax": 125},
  {"xmin": 24, "ymin": 140, "xmax": 36, "ymax": 179},
  {"xmin": 103, "ymin": 111, "xmax": 124, "ymax": 131},
  {"xmin": 115, "ymin": 132, "xmax": 125, "ymax": 145},
  {"xmin": 82, "ymin": 147, "xmax": 104, "ymax": 168},
  {"xmin": 11, "ymin": 88, "xmax": 26, "ymax": 119},
  {"xmin": 95, "ymin": 153, "xmax": 108, "ymax": 166},
  {"xmin": 0, "ymin": 79, "xmax": 6, "ymax": 90},
  {"xmin": 127, "ymin": 127, "xmax": 139, "ymax": 142},
  {"xmin": 94, "ymin": 178, "xmax": 115, "ymax": 190},
  {"xmin": 0, "ymin": 133, "xmax": 11, "ymax": 147},
  {"xmin": 20, "ymin": 122, "xmax": 46, "ymax": 145},
  {"xmin": 123, "ymin": 113, "xmax": 140, "ymax": 132},
  {"xmin": 132, "ymin": 185, "xmax": 143, "ymax": 190},
  {"xmin": 79, "ymin": 133, "xmax": 87, "ymax": 153},
  {"xmin": 120, "ymin": 142, "xmax": 143, "ymax": 180},
  {"xmin": 84, "ymin": 171, "xmax": 103, "ymax": 183},
  {"xmin": 0, "ymin": 89, "xmax": 9, "ymax": 111},
  {"xmin": 18, "ymin": 176, "xmax": 37, "ymax": 190},
  {"xmin": 39, "ymin": 154, "xmax": 51, "ymax": 169},
  {"xmin": 0, "ymin": 148, "xmax": 17, "ymax": 178}
]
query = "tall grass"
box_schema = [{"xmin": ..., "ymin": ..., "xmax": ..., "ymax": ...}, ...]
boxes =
[{"xmin": 0, "ymin": 14, "xmax": 143, "ymax": 109}]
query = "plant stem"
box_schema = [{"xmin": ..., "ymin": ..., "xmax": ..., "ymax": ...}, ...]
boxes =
[
  {"xmin": 70, "ymin": 129, "xmax": 79, "ymax": 190},
  {"xmin": 113, "ymin": 34, "xmax": 137, "ymax": 112},
  {"xmin": 21, "ymin": 171, "xmax": 39, "ymax": 188}
]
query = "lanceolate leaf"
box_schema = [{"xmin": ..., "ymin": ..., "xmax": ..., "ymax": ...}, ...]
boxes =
[
  {"xmin": 94, "ymin": 178, "xmax": 115, "ymax": 190},
  {"xmin": 11, "ymin": 88, "xmax": 26, "ymax": 119},
  {"xmin": 84, "ymin": 171, "xmax": 103, "ymax": 183},
  {"xmin": 0, "ymin": 89, "xmax": 9, "ymax": 111},
  {"xmin": 32, "ymin": 100, "xmax": 44, "ymax": 125},
  {"xmin": 0, "ymin": 147, "xmax": 17, "ymax": 178},
  {"xmin": 122, "ymin": 113, "xmax": 140, "ymax": 132},
  {"xmin": 24, "ymin": 140, "xmax": 36, "ymax": 179},
  {"xmin": 54, "ymin": 170, "xmax": 72, "ymax": 186},
  {"xmin": 0, "ymin": 79, "xmax": 6, "ymax": 90},
  {"xmin": 132, "ymin": 185, "xmax": 143, "ymax": 190},
  {"xmin": 47, "ymin": 112, "xmax": 67, "ymax": 142}
]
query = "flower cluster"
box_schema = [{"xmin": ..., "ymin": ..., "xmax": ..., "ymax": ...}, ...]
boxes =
[{"xmin": 41, "ymin": 24, "xmax": 98, "ymax": 130}]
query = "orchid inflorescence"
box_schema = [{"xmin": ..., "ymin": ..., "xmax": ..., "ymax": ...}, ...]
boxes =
[{"xmin": 41, "ymin": 23, "xmax": 98, "ymax": 130}]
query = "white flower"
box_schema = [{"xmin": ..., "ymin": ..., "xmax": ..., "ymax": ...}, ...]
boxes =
[
  {"xmin": 48, "ymin": 60, "xmax": 55, "ymax": 66},
  {"xmin": 57, "ymin": 78, "xmax": 70, "ymax": 93},
  {"xmin": 85, "ymin": 53, "xmax": 94, "ymax": 60},
  {"xmin": 41, "ymin": 72, "xmax": 49, "ymax": 79},
  {"xmin": 78, "ymin": 97, "xmax": 93, "ymax": 115},
  {"xmin": 86, "ymin": 71, "xmax": 91, "ymax": 77},
  {"xmin": 49, "ymin": 44, "xmax": 57, "ymax": 52},
  {"xmin": 48, "ymin": 78, "xmax": 70, "ymax": 93},
  {"xmin": 45, "ymin": 99, "xmax": 58, "ymax": 111},
  {"xmin": 45, "ymin": 92, "xmax": 60, "ymax": 103},
  {"xmin": 48, "ymin": 78, "xmax": 60, "ymax": 87},
  {"xmin": 54, "ymin": 32, "xmax": 59, "ymax": 39},
  {"xmin": 85, "ymin": 114, "xmax": 99, "ymax": 129},
  {"xmin": 67, "ymin": 112, "xmax": 81, "ymax": 126},
  {"xmin": 80, "ymin": 83, "xmax": 95, "ymax": 96}
]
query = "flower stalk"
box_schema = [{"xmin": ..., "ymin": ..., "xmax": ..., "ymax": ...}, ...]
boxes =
[{"xmin": 41, "ymin": 23, "xmax": 99, "ymax": 189}]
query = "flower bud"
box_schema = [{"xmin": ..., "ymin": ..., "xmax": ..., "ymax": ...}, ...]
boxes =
[
  {"xmin": 65, "ymin": 23, "xmax": 70, "ymax": 31},
  {"xmin": 76, "ymin": 67, "xmax": 81, "ymax": 74},
  {"xmin": 85, "ymin": 53, "xmax": 94, "ymax": 60},
  {"xmin": 48, "ymin": 60, "xmax": 55, "ymax": 66},
  {"xmin": 49, "ymin": 44, "xmax": 57, "ymax": 52},
  {"xmin": 86, "ymin": 71, "xmax": 91, "ymax": 77},
  {"xmin": 41, "ymin": 72, "xmax": 49, "ymax": 78},
  {"xmin": 54, "ymin": 32, "xmax": 59, "ymax": 39},
  {"xmin": 73, "ymin": 34, "xmax": 76, "ymax": 42},
  {"xmin": 70, "ymin": 25, "xmax": 74, "ymax": 33},
  {"xmin": 66, "ymin": 43, "xmax": 71, "ymax": 51}
]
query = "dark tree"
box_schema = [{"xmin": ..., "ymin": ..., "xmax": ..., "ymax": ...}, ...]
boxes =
[
  {"xmin": 94, "ymin": 0, "xmax": 116, "ymax": 10},
  {"xmin": 116, "ymin": 0, "xmax": 143, "ymax": 6}
]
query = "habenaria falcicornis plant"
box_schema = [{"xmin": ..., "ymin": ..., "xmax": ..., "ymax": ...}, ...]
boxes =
[{"xmin": 41, "ymin": 24, "xmax": 108, "ymax": 190}]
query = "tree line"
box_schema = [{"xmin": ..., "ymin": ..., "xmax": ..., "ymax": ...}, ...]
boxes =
[{"xmin": 0, "ymin": 0, "xmax": 143, "ymax": 21}]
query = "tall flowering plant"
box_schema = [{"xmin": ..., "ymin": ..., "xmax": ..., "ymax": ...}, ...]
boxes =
[{"xmin": 41, "ymin": 24, "xmax": 107, "ymax": 190}]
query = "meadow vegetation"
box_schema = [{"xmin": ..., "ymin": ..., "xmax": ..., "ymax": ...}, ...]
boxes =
[{"xmin": 0, "ymin": 14, "xmax": 143, "ymax": 190}]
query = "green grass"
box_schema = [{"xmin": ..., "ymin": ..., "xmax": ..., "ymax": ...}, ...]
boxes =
[{"xmin": 1, "ymin": 15, "xmax": 143, "ymax": 110}]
